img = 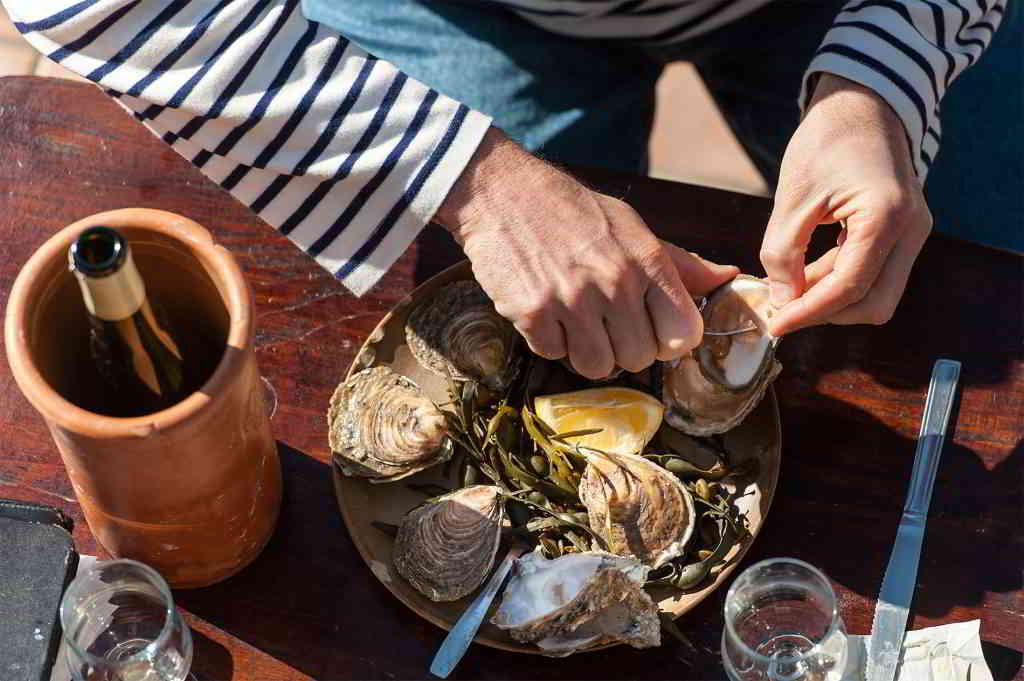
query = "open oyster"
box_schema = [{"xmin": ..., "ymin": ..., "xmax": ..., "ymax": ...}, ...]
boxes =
[
  {"xmin": 492, "ymin": 551, "xmax": 660, "ymax": 656},
  {"xmin": 393, "ymin": 485, "xmax": 504, "ymax": 601},
  {"xmin": 578, "ymin": 451, "xmax": 695, "ymax": 568},
  {"xmin": 663, "ymin": 275, "xmax": 781, "ymax": 435},
  {"xmin": 405, "ymin": 281, "xmax": 520, "ymax": 391},
  {"xmin": 328, "ymin": 366, "xmax": 452, "ymax": 482}
]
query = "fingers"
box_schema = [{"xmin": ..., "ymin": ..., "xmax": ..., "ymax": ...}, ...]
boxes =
[
  {"xmin": 603, "ymin": 306, "xmax": 659, "ymax": 373},
  {"xmin": 513, "ymin": 312, "xmax": 566, "ymax": 360},
  {"xmin": 564, "ymin": 312, "xmax": 616, "ymax": 380},
  {"xmin": 760, "ymin": 196, "xmax": 823, "ymax": 308},
  {"xmin": 768, "ymin": 199, "xmax": 929, "ymax": 335},
  {"xmin": 803, "ymin": 246, "xmax": 840, "ymax": 290},
  {"xmin": 645, "ymin": 284, "xmax": 703, "ymax": 362},
  {"xmin": 660, "ymin": 242, "xmax": 739, "ymax": 296},
  {"xmin": 645, "ymin": 242, "xmax": 737, "ymax": 361},
  {"xmin": 827, "ymin": 222, "xmax": 927, "ymax": 326}
]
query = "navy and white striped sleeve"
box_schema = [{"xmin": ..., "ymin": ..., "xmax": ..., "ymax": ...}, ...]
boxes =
[
  {"xmin": 799, "ymin": 0, "xmax": 1008, "ymax": 180},
  {"xmin": 5, "ymin": 0, "xmax": 492, "ymax": 295}
]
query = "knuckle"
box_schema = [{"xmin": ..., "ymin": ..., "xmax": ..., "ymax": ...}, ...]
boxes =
[
  {"xmin": 759, "ymin": 245, "xmax": 794, "ymax": 271},
  {"xmin": 868, "ymin": 305, "xmax": 895, "ymax": 325},
  {"xmin": 604, "ymin": 261, "xmax": 638, "ymax": 301},
  {"xmin": 917, "ymin": 205, "xmax": 934, "ymax": 237},
  {"xmin": 873, "ymin": 185, "xmax": 926, "ymax": 226},
  {"xmin": 831, "ymin": 277, "xmax": 871, "ymax": 307}
]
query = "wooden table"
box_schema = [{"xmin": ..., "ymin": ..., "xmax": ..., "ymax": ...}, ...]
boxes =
[{"xmin": 1, "ymin": 77, "xmax": 1020, "ymax": 681}]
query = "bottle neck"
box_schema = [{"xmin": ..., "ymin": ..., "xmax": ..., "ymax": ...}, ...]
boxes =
[{"xmin": 73, "ymin": 249, "xmax": 147, "ymax": 321}]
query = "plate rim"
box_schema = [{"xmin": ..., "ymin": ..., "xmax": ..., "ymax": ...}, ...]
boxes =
[{"xmin": 330, "ymin": 259, "xmax": 781, "ymax": 654}]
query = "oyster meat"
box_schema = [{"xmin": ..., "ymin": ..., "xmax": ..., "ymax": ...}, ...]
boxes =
[
  {"xmin": 393, "ymin": 485, "xmax": 504, "ymax": 601},
  {"xmin": 578, "ymin": 451, "xmax": 696, "ymax": 568},
  {"xmin": 405, "ymin": 280, "xmax": 519, "ymax": 391},
  {"xmin": 663, "ymin": 275, "xmax": 781, "ymax": 435},
  {"xmin": 492, "ymin": 551, "xmax": 660, "ymax": 656},
  {"xmin": 328, "ymin": 366, "xmax": 452, "ymax": 482}
]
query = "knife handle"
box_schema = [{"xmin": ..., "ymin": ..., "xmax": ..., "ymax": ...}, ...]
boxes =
[{"xmin": 904, "ymin": 360, "xmax": 960, "ymax": 518}]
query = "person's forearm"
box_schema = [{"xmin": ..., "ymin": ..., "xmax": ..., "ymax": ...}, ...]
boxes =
[
  {"xmin": 6, "ymin": 0, "xmax": 491, "ymax": 295},
  {"xmin": 799, "ymin": 0, "xmax": 1008, "ymax": 181}
]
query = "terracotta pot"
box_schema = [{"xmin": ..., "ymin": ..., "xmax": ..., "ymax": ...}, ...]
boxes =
[{"xmin": 5, "ymin": 208, "xmax": 281, "ymax": 588}]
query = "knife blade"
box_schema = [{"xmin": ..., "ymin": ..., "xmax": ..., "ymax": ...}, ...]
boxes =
[
  {"xmin": 429, "ymin": 543, "xmax": 527, "ymax": 679},
  {"xmin": 866, "ymin": 359, "xmax": 961, "ymax": 681}
]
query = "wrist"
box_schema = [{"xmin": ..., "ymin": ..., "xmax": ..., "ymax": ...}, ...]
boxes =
[
  {"xmin": 434, "ymin": 127, "xmax": 516, "ymax": 233},
  {"xmin": 433, "ymin": 127, "xmax": 557, "ymax": 239},
  {"xmin": 805, "ymin": 72, "xmax": 913, "ymax": 168}
]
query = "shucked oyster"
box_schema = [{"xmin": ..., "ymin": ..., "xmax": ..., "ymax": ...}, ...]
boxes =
[
  {"xmin": 578, "ymin": 451, "xmax": 696, "ymax": 568},
  {"xmin": 663, "ymin": 275, "xmax": 781, "ymax": 435},
  {"xmin": 328, "ymin": 366, "xmax": 452, "ymax": 482},
  {"xmin": 394, "ymin": 485, "xmax": 504, "ymax": 601},
  {"xmin": 492, "ymin": 551, "xmax": 660, "ymax": 656},
  {"xmin": 405, "ymin": 281, "xmax": 520, "ymax": 391}
]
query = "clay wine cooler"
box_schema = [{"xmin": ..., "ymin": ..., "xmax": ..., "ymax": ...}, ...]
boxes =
[{"xmin": 5, "ymin": 208, "xmax": 282, "ymax": 588}]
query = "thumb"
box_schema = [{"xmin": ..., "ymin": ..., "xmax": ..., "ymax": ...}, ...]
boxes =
[
  {"xmin": 759, "ymin": 200, "xmax": 818, "ymax": 308},
  {"xmin": 660, "ymin": 241, "xmax": 739, "ymax": 296}
]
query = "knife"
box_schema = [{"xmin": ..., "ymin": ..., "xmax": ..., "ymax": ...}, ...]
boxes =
[
  {"xmin": 866, "ymin": 359, "xmax": 961, "ymax": 681},
  {"xmin": 429, "ymin": 543, "xmax": 527, "ymax": 679}
]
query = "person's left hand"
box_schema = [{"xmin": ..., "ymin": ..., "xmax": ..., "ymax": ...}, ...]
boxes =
[{"xmin": 759, "ymin": 73, "xmax": 933, "ymax": 336}]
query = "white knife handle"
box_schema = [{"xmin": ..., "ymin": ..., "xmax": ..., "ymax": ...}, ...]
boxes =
[{"xmin": 904, "ymin": 360, "xmax": 960, "ymax": 518}]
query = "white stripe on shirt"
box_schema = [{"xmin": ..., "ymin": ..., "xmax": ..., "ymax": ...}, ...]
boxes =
[{"xmin": 2, "ymin": 0, "xmax": 1007, "ymax": 295}]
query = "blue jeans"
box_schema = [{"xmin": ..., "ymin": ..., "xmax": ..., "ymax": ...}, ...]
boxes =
[{"xmin": 303, "ymin": 0, "xmax": 1022, "ymax": 252}]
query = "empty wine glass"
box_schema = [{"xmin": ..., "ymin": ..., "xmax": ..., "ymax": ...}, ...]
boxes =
[
  {"xmin": 722, "ymin": 558, "xmax": 847, "ymax": 681},
  {"xmin": 60, "ymin": 559, "xmax": 193, "ymax": 681}
]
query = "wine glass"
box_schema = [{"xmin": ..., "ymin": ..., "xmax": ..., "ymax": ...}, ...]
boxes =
[
  {"xmin": 722, "ymin": 558, "xmax": 848, "ymax": 681},
  {"xmin": 60, "ymin": 559, "xmax": 193, "ymax": 681}
]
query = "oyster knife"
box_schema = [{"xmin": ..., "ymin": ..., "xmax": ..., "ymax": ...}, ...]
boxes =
[
  {"xmin": 430, "ymin": 544, "xmax": 527, "ymax": 679},
  {"xmin": 866, "ymin": 359, "xmax": 960, "ymax": 681}
]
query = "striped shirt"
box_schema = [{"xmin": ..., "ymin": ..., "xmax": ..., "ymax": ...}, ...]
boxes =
[{"xmin": 4, "ymin": 0, "xmax": 1007, "ymax": 295}]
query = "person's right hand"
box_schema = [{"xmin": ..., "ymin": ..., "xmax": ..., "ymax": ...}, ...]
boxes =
[{"xmin": 434, "ymin": 128, "xmax": 738, "ymax": 380}]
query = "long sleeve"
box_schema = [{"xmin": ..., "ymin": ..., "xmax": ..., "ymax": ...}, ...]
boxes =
[
  {"xmin": 799, "ymin": 0, "xmax": 1009, "ymax": 180},
  {"xmin": 4, "ymin": 0, "xmax": 491, "ymax": 295}
]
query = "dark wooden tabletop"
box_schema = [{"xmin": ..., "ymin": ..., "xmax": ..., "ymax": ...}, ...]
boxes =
[{"xmin": 0, "ymin": 77, "xmax": 1020, "ymax": 681}]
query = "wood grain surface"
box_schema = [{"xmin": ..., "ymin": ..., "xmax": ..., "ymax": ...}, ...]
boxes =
[{"xmin": 0, "ymin": 77, "xmax": 1020, "ymax": 681}]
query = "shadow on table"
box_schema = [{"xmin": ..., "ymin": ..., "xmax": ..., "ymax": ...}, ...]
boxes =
[
  {"xmin": 758, "ymin": 382, "xmax": 1022, "ymax": 619},
  {"xmin": 413, "ymin": 222, "xmax": 465, "ymax": 287},
  {"xmin": 170, "ymin": 441, "xmax": 731, "ymax": 680},
  {"xmin": 188, "ymin": 629, "xmax": 234, "ymax": 681},
  {"xmin": 981, "ymin": 641, "xmax": 1023, "ymax": 681},
  {"xmin": 173, "ymin": 441, "xmax": 347, "ymax": 680}
]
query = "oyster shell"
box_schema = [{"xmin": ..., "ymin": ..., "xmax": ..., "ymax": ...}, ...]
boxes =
[
  {"xmin": 328, "ymin": 366, "xmax": 451, "ymax": 482},
  {"xmin": 578, "ymin": 451, "xmax": 696, "ymax": 568},
  {"xmin": 492, "ymin": 551, "xmax": 660, "ymax": 656},
  {"xmin": 663, "ymin": 275, "xmax": 781, "ymax": 435},
  {"xmin": 405, "ymin": 280, "xmax": 520, "ymax": 391},
  {"xmin": 393, "ymin": 485, "xmax": 504, "ymax": 601}
]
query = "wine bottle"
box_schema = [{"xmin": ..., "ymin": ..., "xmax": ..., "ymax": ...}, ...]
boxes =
[{"xmin": 69, "ymin": 226, "xmax": 194, "ymax": 416}]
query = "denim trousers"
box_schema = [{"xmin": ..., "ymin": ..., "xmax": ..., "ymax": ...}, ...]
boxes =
[{"xmin": 302, "ymin": 0, "xmax": 1022, "ymax": 252}]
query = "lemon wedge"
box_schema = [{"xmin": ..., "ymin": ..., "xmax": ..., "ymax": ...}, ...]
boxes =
[{"xmin": 533, "ymin": 387, "xmax": 664, "ymax": 456}]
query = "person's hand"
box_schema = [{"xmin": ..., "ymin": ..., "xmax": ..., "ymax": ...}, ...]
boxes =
[
  {"xmin": 760, "ymin": 73, "xmax": 932, "ymax": 336},
  {"xmin": 435, "ymin": 128, "xmax": 738, "ymax": 380}
]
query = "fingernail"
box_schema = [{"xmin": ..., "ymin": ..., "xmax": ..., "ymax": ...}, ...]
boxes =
[{"xmin": 769, "ymin": 282, "xmax": 795, "ymax": 308}]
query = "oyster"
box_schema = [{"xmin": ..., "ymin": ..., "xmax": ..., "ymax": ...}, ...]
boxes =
[
  {"xmin": 492, "ymin": 551, "xmax": 660, "ymax": 656},
  {"xmin": 393, "ymin": 485, "xmax": 504, "ymax": 601},
  {"xmin": 578, "ymin": 451, "xmax": 696, "ymax": 568},
  {"xmin": 405, "ymin": 280, "xmax": 519, "ymax": 391},
  {"xmin": 663, "ymin": 275, "xmax": 781, "ymax": 435},
  {"xmin": 328, "ymin": 366, "xmax": 451, "ymax": 482}
]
